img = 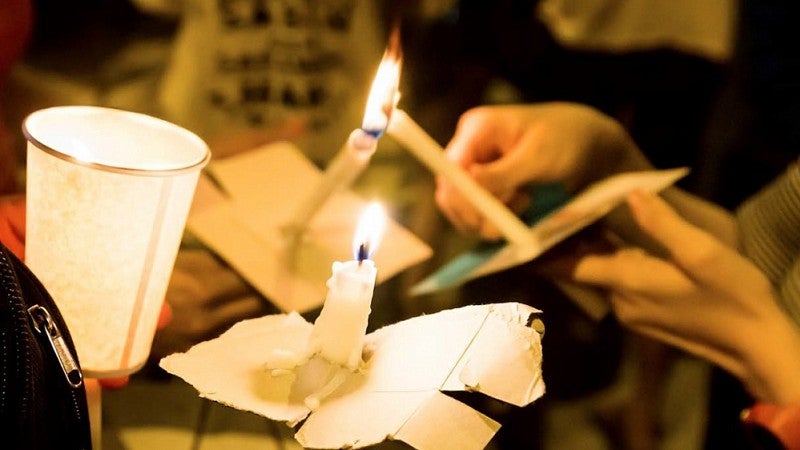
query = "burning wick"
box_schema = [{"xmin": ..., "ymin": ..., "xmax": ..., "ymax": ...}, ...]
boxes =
[
  {"xmin": 360, "ymin": 25, "xmax": 401, "ymax": 137},
  {"xmin": 357, "ymin": 242, "xmax": 369, "ymax": 265},
  {"xmin": 308, "ymin": 202, "xmax": 386, "ymax": 370}
]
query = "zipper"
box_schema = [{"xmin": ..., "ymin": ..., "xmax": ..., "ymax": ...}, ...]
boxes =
[
  {"xmin": 0, "ymin": 245, "xmax": 34, "ymax": 423},
  {"xmin": 0, "ymin": 245, "xmax": 89, "ymax": 446},
  {"xmin": 27, "ymin": 305, "xmax": 83, "ymax": 388}
]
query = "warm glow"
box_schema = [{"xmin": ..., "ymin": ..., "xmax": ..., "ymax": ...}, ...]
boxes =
[
  {"xmin": 361, "ymin": 27, "xmax": 402, "ymax": 135},
  {"xmin": 23, "ymin": 106, "xmax": 209, "ymax": 378},
  {"xmin": 352, "ymin": 202, "xmax": 387, "ymax": 261}
]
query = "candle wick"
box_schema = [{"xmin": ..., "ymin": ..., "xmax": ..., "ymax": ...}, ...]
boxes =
[
  {"xmin": 362, "ymin": 127, "xmax": 384, "ymax": 139},
  {"xmin": 357, "ymin": 242, "xmax": 369, "ymax": 264}
]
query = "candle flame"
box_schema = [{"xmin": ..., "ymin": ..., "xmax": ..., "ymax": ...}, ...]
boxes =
[
  {"xmin": 353, "ymin": 202, "xmax": 387, "ymax": 261},
  {"xmin": 361, "ymin": 26, "xmax": 402, "ymax": 135}
]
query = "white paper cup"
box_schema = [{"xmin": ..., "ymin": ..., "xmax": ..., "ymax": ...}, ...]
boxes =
[{"xmin": 23, "ymin": 106, "xmax": 210, "ymax": 378}]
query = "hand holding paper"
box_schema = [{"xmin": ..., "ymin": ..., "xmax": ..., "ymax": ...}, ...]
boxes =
[
  {"xmin": 404, "ymin": 103, "xmax": 689, "ymax": 319},
  {"xmin": 435, "ymin": 102, "xmax": 653, "ymax": 242},
  {"xmin": 410, "ymin": 169, "xmax": 688, "ymax": 304}
]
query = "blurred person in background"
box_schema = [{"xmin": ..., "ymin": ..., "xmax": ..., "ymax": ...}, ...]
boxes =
[
  {"xmin": 401, "ymin": 1, "xmax": 736, "ymax": 449},
  {"xmin": 0, "ymin": 0, "xmax": 32, "ymax": 197}
]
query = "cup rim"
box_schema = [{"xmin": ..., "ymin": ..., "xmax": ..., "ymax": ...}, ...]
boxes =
[{"xmin": 22, "ymin": 105, "xmax": 211, "ymax": 176}]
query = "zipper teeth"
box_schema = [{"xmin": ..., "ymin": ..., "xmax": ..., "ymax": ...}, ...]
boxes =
[
  {"xmin": 1, "ymin": 246, "xmax": 88, "ymax": 445},
  {"xmin": 1, "ymin": 330, "xmax": 8, "ymax": 414},
  {"xmin": 0, "ymin": 248, "xmax": 33, "ymax": 422}
]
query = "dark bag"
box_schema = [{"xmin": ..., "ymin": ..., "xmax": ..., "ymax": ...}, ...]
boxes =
[{"xmin": 0, "ymin": 242, "xmax": 92, "ymax": 449}]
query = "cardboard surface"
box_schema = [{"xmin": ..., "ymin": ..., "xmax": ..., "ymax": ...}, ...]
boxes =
[
  {"xmin": 187, "ymin": 142, "xmax": 432, "ymax": 312},
  {"xmin": 160, "ymin": 302, "xmax": 545, "ymax": 450}
]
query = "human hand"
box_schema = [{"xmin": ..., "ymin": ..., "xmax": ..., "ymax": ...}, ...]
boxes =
[
  {"xmin": 149, "ymin": 246, "xmax": 274, "ymax": 360},
  {"xmin": 562, "ymin": 190, "xmax": 800, "ymax": 403},
  {"xmin": 435, "ymin": 102, "xmax": 648, "ymax": 240}
]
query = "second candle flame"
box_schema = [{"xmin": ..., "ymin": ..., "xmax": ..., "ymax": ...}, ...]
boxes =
[{"xmin": 361, "ymin": 27, "xmax": 402, "ymax": 135}]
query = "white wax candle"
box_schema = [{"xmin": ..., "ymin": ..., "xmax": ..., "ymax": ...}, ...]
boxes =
[
  {"xmin": 284, "ymin": 129, "xmax": 377, "ymax": 237},
  {"xmin": 310, "ymin": 259, "xmax": 377, "ymax": 369},
  {"xmin": 387, "ymin": 109, "xmax": 535, "ymax": 247},
  {"xmin": 310, "ymin": 202, "xmax": 385, "ymax": 369}
]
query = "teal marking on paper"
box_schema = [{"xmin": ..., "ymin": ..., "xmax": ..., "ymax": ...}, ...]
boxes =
[
  {"xmin": 411, "ymin": 184, "xmax": 571, "ymax": 295},
  {"xmin": 410, "ymin": 243, "xmax": 502, "ymax": 294},
  {"xmin": 521, "ymin": 183, "xmax": 572, "ymax": 224}
]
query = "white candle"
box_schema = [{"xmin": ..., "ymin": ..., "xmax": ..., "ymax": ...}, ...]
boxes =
[
  {"xmin": 387, "ymin": 109, "xmax": 536, "ymax": 247},
  {"xmin": 283, "ymin": 38, "xmax": 399, "ymax": 239},
  {"xmin": 310, "ymin": 203, "xmax": 386, "ymax": 369},
  {"xmin": 283, "ymin": 129, "xmax": 377, "ymax": 238}
]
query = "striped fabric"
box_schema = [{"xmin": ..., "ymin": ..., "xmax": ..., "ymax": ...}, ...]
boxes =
[{"xmin": 736, "ymin": 158, "xmax": 800, "ymax": 325}]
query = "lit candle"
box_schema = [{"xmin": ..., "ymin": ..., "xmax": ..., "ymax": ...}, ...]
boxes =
[
  {"xmin": 309, "ymin": 202, "xmax": 386, "ymax": 370},
  {"xmin": 355, "ymin": 28, "xmax": 535, "ymax": 247},
  {"xmin": 283, "ymin": 30, "xmax": 400, "ymax": 239}
]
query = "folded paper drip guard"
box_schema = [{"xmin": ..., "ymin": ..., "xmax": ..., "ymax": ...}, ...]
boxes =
[{"xmin": 161, "ymin": 302, "xmax": 545, "ymax": 450}]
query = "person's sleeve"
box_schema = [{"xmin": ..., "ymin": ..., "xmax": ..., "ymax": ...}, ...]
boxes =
[
  {"xmin": 736, "ymin": 159, "xmax": 800, "ymax": 324},
  {"xmin": 0, "ymin": 195, "xmax": 24, "ymax": 260},
  {"xmin": 742, "ymin": 402, "xmax": 800, "ymax": 450}
]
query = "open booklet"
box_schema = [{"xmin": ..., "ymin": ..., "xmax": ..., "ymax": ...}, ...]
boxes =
[{"xmin": 410, "ymin": 167, "xmax": 689, "ymax": 298}]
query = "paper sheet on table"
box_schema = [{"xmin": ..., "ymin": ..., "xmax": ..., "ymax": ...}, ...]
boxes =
[
  {"xmin": 187, "ymin": 142, "xmax": 432, "ymax": 313},
  {"xmin": 160, "ymin": 302, "xmax": 545, "ymax": 450},
  {"xmin": 411, "ymin": 168, "xmax": 688, "ymax": 296}
]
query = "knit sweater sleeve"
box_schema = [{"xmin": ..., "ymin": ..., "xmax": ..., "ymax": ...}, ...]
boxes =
[{"xmin": 736, "ymin": 159, "xmax": 800, "ymax": 325}]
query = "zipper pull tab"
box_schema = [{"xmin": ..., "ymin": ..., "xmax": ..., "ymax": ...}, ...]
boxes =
[{"xmin": 28, "ymin": 305, "xmax": 84, "ymax": 388}]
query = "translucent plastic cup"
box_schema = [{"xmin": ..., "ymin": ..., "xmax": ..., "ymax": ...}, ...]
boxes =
[{"xmin": 23, "ymin": 106, "xmax": 210, "ymax": 378}]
